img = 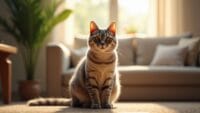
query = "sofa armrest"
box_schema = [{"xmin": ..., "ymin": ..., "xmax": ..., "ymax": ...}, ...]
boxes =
[{"xmin": 46, "ymin": 43, "xmax": 71, "ymax": 97}]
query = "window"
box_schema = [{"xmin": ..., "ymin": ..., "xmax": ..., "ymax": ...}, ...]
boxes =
[
  {"xmin": 71, "ymin": 0, "xmax": 109, "ymax": 35},
  {"xmin": 118, "ymin": 0, "xmax": 150, "ymax": 34},
  {"xmin": 65, "ymin": 0, "xmax": 150, "ymax": 36}
]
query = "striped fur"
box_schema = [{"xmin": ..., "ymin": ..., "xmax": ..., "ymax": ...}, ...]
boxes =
[
  {"xmin": 28, "ymin": 21, "xmax": 120, "ymax": 109},
  {"xmin": 27, "ymin": 98, "xmax": 71, "ymax": 106}
]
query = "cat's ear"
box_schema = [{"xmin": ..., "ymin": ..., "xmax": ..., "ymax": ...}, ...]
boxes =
[
  {"xmin": 90, "ymin": 21, "xmax": 99, "ymax": 34},
  {"xmin": 107, "ymin": 22, "xmax": 116, "ymax": 35}
]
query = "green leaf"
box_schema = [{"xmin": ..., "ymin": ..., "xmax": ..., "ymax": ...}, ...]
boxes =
[
  {"xmin": 37, "ymin": 9, "xmax": 72, "ymax": 43},
  {"xmin": 0, "ymin": 0, "xmax": 72, "ymax": 80},
  {"xmin": 50, "ymin": 9, "xmax": 72, "ymax": 27}
]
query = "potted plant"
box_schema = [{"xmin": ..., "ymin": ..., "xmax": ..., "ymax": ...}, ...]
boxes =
[
  {"xmin": 124, "ymin": 25, "xmax": 137, "ymax": 34},
  {"xmin": 0, "ymin": 0, "xmax": 72, "ymax": 100}
]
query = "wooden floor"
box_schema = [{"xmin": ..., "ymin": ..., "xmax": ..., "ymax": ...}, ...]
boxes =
[{"xmin": 0, "ymin": 102, "xmax": 200, "ymax": 113}]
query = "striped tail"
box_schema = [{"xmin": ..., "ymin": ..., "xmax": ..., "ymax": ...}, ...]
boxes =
[{"xmin": 27, "ymin": 98, "xmax": 71, "ymax": 106}]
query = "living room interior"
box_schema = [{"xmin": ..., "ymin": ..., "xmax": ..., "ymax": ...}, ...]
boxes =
[{"xmin": 0, "ymin": 0, "xmax": 200, "ymax": 113}]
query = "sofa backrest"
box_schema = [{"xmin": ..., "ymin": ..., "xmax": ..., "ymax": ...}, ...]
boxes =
[
  {"xmin": 133, "ymin": 37, "xmax": 180, "ymax": 65},
  {"xmin": 133, "ymin": 34, "xmax": 200, "ymax": 66},
  {"xmin": 71, "ymin": 33, "xmax": 199, "ymax": 67}
]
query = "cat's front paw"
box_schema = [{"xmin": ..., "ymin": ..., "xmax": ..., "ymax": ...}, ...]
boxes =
[
  {"xmin": 91, "ymin": 103, "xmax": 101, "ymax": 109},
  {"xmin": 102, "ymin": 103, "xmax": 113, "ymax": 109}
]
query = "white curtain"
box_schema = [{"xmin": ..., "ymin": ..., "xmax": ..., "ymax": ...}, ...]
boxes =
[
  {"xmin": 180, "ymin": 0, "xmax": 200, "ymax": 36},
  {"xmin": 148, "ymin": 0, "xmax": 184, "ymax": 36}
]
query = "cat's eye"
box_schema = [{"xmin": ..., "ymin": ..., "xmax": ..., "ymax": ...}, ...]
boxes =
[
  {"xmin": 94, "ymin": 36, "xmax": 100, "ymax": 42},
  {"xmin": 106, "ymin": 38, "xmax": 113, "ymax": 43}
]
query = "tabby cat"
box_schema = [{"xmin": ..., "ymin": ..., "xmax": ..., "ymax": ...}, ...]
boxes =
[{"xmin": 28, "ymin": 21, "xmax": 121, "ymax": 109}]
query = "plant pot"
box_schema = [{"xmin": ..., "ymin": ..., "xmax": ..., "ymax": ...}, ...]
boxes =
[{"xmin": 18, "ymin": 80, "xmax": 41, "ymax": 100}]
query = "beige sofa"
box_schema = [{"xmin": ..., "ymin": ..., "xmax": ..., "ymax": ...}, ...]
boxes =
[{"xmin": 46, "ymin": 34, "xmax": 200, "ymax": 101}]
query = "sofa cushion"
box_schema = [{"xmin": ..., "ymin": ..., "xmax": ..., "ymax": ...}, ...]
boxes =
[
  {"xmin": 62, "ymin": 68, "xmax": 74, "ymax": 87},
  {"xmin": 62, "ymin": 66, "xmax": 200, "ymax": 87},
  {"xmin": 73, "ymin": 35, "xmax": 88, "ymax": 49},
  {"xmin": 118, "ymin": 66, "xmax": 200, "ymax": 86},
  {"xmin": 150, "ymin": 45, "xmax": 188, "ymax": 66},
  {"xmin": 117, "ymin": 37, "xmax": 135, "ymax": 65},
  {"xmin": 178, "ymin": 37, "xmax": 200, "ymax": 66},
  {"xmin": 71, "ymin": 47, "xmax": 87, "ymax": 67}
]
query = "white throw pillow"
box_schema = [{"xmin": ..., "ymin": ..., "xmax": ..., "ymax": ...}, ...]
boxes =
[{"xmin": 150, "ymin": 45, "xmax": 188, "ymax": 66}]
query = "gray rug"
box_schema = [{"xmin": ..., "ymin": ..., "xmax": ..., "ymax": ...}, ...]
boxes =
[{"xmin": 0, "ymin": 102, "xmax": 200, "ymax": 113}]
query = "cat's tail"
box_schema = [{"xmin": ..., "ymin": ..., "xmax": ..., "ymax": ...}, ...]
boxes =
[{"xmin": 27, "ymin": 98, "xmax": 71, "ymax": 106}]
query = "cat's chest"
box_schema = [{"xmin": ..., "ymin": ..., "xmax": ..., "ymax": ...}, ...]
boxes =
[
  {"xmin": 87, "ymin": 60, "xmax": 116, "ymax": 73},
  {"xmin": 86, "ymin": 61, "xmax": 116, "ymax": 86}
]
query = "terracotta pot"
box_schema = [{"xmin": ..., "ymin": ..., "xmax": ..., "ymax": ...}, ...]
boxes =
[{"xmin": 18, "ymin": 80, "xmax": 40, "ymax": 100}]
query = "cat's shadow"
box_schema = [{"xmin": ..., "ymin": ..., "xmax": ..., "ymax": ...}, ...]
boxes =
[{"xmin": 56, "ymin": 106, "xmax": 117, "ymax": 113}]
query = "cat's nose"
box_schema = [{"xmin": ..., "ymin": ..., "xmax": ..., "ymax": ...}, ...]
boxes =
[{"xmin": 100, "ymin": 41, "xmax": 105, "ymax": 45}]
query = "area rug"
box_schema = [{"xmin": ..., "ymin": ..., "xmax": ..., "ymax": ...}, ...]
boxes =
[{"xmin": 0, "ymin": 102, "xmax": 200, "ymax": 113}]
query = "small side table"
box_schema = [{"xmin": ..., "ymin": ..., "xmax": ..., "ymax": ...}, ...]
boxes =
[{"xmin": 0, "ymin": 44, "xmax": 17, "ymax": 104}]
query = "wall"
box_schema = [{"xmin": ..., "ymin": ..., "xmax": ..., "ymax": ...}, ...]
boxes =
[
  {"xmin": 181, "ymin": 0, "xmax": 200, "ymax": 36},
  {"xmin": 155, "ymin": 0, "xmax": 200, "ymax": 36}
]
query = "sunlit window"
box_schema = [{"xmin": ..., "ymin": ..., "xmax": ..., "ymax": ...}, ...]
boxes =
[
  {"xmin": 118, "ymin": 0, "xmax": 150, "ymax": 34},
  {"xmin": 67, "ymin": 0, "xmax": 150, "ymax": 36},
  {"xmin": 72, "ymin": 0, "xmax": 109, "ymax": 35}
]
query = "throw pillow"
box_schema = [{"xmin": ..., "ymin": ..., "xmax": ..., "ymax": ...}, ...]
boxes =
[
  {"xmin": 71, "ymin": 47, "xmax": 87, "ymax": 67},
  {"xmin": 117, "ymin": 37, "xmax": 135, "ymax": 65},
  {"xmin": 178, "ymin": 37, "xmax": 200, "ymax": 66},
  {"xmin": 73, "ymin": 35, "xmax": 88, "ymax": 49},
  {"xmin": 150, "ymin": 45, "xmax": 188, "ymax": 66}
]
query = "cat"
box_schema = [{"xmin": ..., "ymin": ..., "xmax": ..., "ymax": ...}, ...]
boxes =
[{"xmin": 28, "ymin": 21, "xmax": 121, "ymax": 109}]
